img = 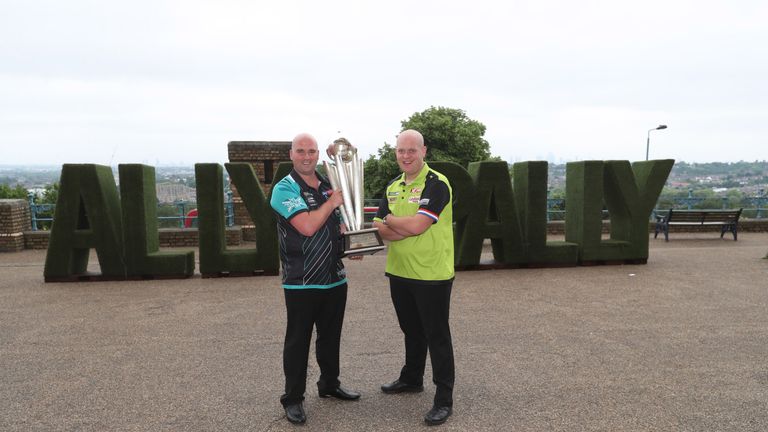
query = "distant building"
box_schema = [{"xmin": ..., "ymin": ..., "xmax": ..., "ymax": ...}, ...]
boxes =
[
  {"xmin": 27, "ymin": 188, "xmax": 46, "ymax": 198},
  {"xmin": 156, "ymin": 182, "xmax": 196, "ymax": 203}
]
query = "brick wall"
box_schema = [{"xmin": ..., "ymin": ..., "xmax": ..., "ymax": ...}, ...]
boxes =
[
  {"xmin": 228, "ymin": 141, "xmax": 291, "ymax": 240},
  {"xmin": 0, "ymin": 199, "xmax": 30, "ymax": 252},
  {"xmin": 158, "ymin": 227, "xmax": 242, "ymax": 247},
  {"xmin": 6, "ymin": 203, "xmax": 768, "ymax": 252},
  {"xmin": 19, "ymin": 227, "xmax": 243, "ymax": 250},
  {"xmin": 544, "ymin": 219, "xmax": 768, "ymax": 235},
  {"xmin": 735, "ymin": 219, "xmax": 768, "ymax": 232},
  {"xmin": 24, "ymin": 231, "xmax": 50, "ymax": 249},
  {"xmin": 16, "ymin": 220, "xmax": 768, "ymax": 250}
]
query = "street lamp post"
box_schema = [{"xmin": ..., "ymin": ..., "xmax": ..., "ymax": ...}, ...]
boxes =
[{"xmin": 646, "ymin": 124, "xmax": 668, "ymax": 160}]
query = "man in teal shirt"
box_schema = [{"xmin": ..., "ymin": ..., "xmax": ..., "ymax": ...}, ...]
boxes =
[
  {"xmin": 373, "ymin": 129, "xmax": 456, "ymax": 426},
  {"xmin": 270, "ymin": 133, "xmax": 361, "ymax": 425}
]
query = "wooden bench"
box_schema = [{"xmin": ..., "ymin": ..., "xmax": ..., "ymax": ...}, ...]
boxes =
[{"xmin": 654, "ymin": 208, "xmax": 742, "ymax": 241}]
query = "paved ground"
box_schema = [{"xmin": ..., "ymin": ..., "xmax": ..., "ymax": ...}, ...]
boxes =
[{"xmin": 1, "ymin": 234, "xmax": 767, "ymax": 431}]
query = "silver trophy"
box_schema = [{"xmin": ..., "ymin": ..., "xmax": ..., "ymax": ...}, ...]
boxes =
[{"xmin": 324, "ymin": 138, "xmax": 385, "ymax": 257}]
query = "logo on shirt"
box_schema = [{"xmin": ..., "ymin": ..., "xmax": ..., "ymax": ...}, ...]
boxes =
[
  {"xmin": 408, "ymin": 196, "xmax": 420, "ymax": 203},
  {"xmin": 388, "ymin": 197, "xmax": 397, "ymax": 204},
  {"xmin": 303, "ymin": 191, "xmax": 317, "ymax": 207},
  {"xmin": 282, "ymin": 197, "xmax": 304, "ymax": 213},
  {"xmin": 419, "ymin": 198, "xmax": 430, "ymax": 205},
  {"xmin": 387, "ymin": 191, "xmax": 399, "ymax": 196},
  {"xmin": 410, "ymin": 188, "xmax": 422, "ymax": 193}
]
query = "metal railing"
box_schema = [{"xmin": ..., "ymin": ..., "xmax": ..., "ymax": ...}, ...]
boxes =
[
  {"xmin": 25, "ymin": 189, "xmax": 767, "ymax": 231},
  {"xmin": 747, "ymin": 189, "xmax": 767, "ymax": 219},
  {"xmin": 28, "ymin": 193, "xmax": 54, "ymax": 231},
  {"xmin": 27, "ymin": 191, "xmax": 235, "ymax": 231},
  {"xmin": 653, "ymin": 188, "xmax": 766, "ymax": 219}
]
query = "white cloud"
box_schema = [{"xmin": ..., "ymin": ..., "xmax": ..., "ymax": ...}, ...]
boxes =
[{"xmin": 1, "ymin": 0, "xmax": 766, "ymax": 165}]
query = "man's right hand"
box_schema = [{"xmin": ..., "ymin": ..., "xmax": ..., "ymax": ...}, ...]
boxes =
[
  {"xmin": 327, "ymin": 189, "xmax": 344, "ymax": 208},
  {"xmin": 326, "ymin": 144, "xmax": 336, "ymax": 158}
]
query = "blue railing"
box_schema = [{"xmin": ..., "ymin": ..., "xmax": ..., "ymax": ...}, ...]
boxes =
[
  {"xmin": 26, "ymin": 189, "xmax": 767, "ymax": 231},
  {"xmin": 27, "ymin": 191, "xmax": 235, "ymax": 231},
  {"xmin": 747, "ymin": 189, "xmax": 767, "ymax": 219},
  {"xmin": 157, "ymin": 200, "xmax": 198, "ymax": 228},
  {"xmin": 545, "ymin": 189, "xmax": 767, "ymax": 221},
  {"xmin": 28, "ymin": 193, "xmax": 54, "ymax": 231},
  {"xmin": 547, "ymin": 198, "xmax": 565, "ymax": 221},
  {"xmin": 652, "ymin": 188, "xmax": 766, "ymax": 219}
]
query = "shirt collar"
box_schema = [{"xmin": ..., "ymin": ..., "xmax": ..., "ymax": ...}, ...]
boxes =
[{"xmin": 290, "ymin": 169, "xmax": 330, "ymax": 191}]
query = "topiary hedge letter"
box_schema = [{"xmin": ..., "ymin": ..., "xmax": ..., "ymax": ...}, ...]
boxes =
[
  {"xmin": 44, "ymin": 164, "xmax": 125, "ymax": 281},
  {"xmin": 119, "ymin": 164, "xmax": 195, "ymax": 278}
]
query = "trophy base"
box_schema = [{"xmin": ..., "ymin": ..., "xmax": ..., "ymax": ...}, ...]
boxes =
[{"xmin": 342, "ymin": 227, "xmax": 385, "ymax": 257}]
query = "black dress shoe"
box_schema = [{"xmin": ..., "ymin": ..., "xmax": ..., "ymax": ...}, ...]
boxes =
[
  {"xmin": 284, "ymin": 403, "xmax": 306, "ymax": 424},
  {"xmin": 380, "ymin": 380, "xmax": 424, "ymax": 394},
  {"xmin": 318, "ymin": 385, "xmax": 361, "ymax": 400},
  {"xmin": 424, "ymin": 406, "xmax": 452, "ymax": 426}
]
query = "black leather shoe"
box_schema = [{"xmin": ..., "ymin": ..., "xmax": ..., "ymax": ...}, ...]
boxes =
[
  {"xmin": 424, "ymin": 406, "xmax": 452, "ymax": 426},
  {"xmin": 318, "ymin": 386, "xmax": 361, "ymax": 401},
  {"xmin": 380, "ymin": 380, "xmax": 424, "ymax": 394},
  {"xmin": 284, "ymin": 403, "xmax": 306, "ymax": 424}
]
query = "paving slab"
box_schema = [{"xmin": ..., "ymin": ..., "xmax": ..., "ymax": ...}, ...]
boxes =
[{"xmin": 1, "ymin": 234, "xmax": 767, "ymax": 431}]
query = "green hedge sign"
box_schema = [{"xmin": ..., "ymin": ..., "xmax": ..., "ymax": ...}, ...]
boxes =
[{"xmin": 44, "ymin": 159, "xmax": 673, "ymax": 281}]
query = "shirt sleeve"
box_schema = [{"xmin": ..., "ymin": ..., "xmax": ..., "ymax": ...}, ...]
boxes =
[
  {"xmin": 417, "ymin": 179, "xmax": 450, "ymax": 224},
  {"xmin": 270, "ymin": 180, "xmax": 308, "ymax": 220},
  {"xmin": 373, "ymin": 195, "xmax": 390, "ymax": 222}
]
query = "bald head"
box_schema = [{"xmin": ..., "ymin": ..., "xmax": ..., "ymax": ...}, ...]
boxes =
[
  {"xmin": 292, "ymin": 133, "xmax": 317, "ymax": 150},
  {"xmin": 396, "ymin": 129, "xmax": 424, "ymax": 147}
]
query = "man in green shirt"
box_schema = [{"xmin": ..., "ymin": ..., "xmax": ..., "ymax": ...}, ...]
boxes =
[{"xmin": 372, "ymin": 129, "xmax": 456, "ymax": 426}]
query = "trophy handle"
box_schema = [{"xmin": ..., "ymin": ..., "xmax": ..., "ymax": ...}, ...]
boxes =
[
  {"xmin": 334, "ymin": 158, "xmax": 357, "ymax": 230},
  {"xmin": 324, "ymin": 161, "xmax": 351, "ymax": 229},
  {"xmin": 354, "ymin": 155, "xmax": 363, "ymax": 229}
]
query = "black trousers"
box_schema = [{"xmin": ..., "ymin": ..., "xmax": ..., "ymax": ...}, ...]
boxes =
[
  {"xmin": 281, "ymin": 283, "xmax": 348, "ymax": 407},
  {"xmin": 390, "ymin": 277, "xmax": 455, "ymax": 407}
]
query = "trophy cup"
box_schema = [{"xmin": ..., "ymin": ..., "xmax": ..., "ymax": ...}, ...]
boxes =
[{"xmin": 324, "ymin": 138, "xmax": 385, "ymax": 257}]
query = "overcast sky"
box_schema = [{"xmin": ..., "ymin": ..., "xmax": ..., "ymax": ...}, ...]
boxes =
[{"xmin": 1, "ymin": 0, "xmax": 766, "ymax": 166}]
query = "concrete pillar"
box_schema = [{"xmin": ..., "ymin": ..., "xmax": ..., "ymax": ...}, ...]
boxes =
[{"xmin": 0, "ymin": 199, "xmax": 31, "ymax": 252}]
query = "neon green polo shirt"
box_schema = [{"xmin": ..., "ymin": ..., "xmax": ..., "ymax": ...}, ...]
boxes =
[{"xmin": 373, "ymin": 163, "xmax": 454, "ymax": 282}]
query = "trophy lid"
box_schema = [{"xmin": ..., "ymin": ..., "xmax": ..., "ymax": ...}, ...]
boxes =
[{"xmin": 333, "ymin": 137, "xmax": 356, "ymax": 163}]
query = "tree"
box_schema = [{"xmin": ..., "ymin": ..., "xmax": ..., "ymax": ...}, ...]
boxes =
[
  {"xmin": 363, "ymin": 144, "xmax": 400, "ymax": 199},
  {"xmin": 0, "ymin": 184, "xmax": 28, "ymax": 199},
  {"xmin": 364, "ymin": 106, "xmax": 494, "ymax": 198},
  {"xmin": 40, "ymin": 182, "xmax": 59, "ymax": 204},
  {"xmin": 401, "ymin": 106, "xmax": 491, "ymax": 166}
]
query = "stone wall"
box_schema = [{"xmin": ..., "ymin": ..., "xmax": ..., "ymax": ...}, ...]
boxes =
[
  {"xmin": 158, "ymin": 227, "xmax": 242, "ymax": 247},
  {"xmin": 20, "ymin": 227, "xmax": 242, "ymax": 250},
  {"xmin": 24, "ymin": 231, "xmax": 49, "ymax": 250},
  {"xmin": 5, "ymin": 194, "xmax": 768, "ymax": 253},
  {"xmin": 15, "ymin": 220, "xmax": 768, "ymax": 250},
  {"xmin": 725, "ymin": 219, "xmax": 768, "ymax": 232},
  {"xmin": 228, "ymin": 141, "xmax": 291, "ymax": 240},
  {"xmin": 0, "ymin": 199, "xmax": 30, "ymax": 252},
  {"xmin": 546, "ymin": 219, "xmax": 768, "ymax": 235}
]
